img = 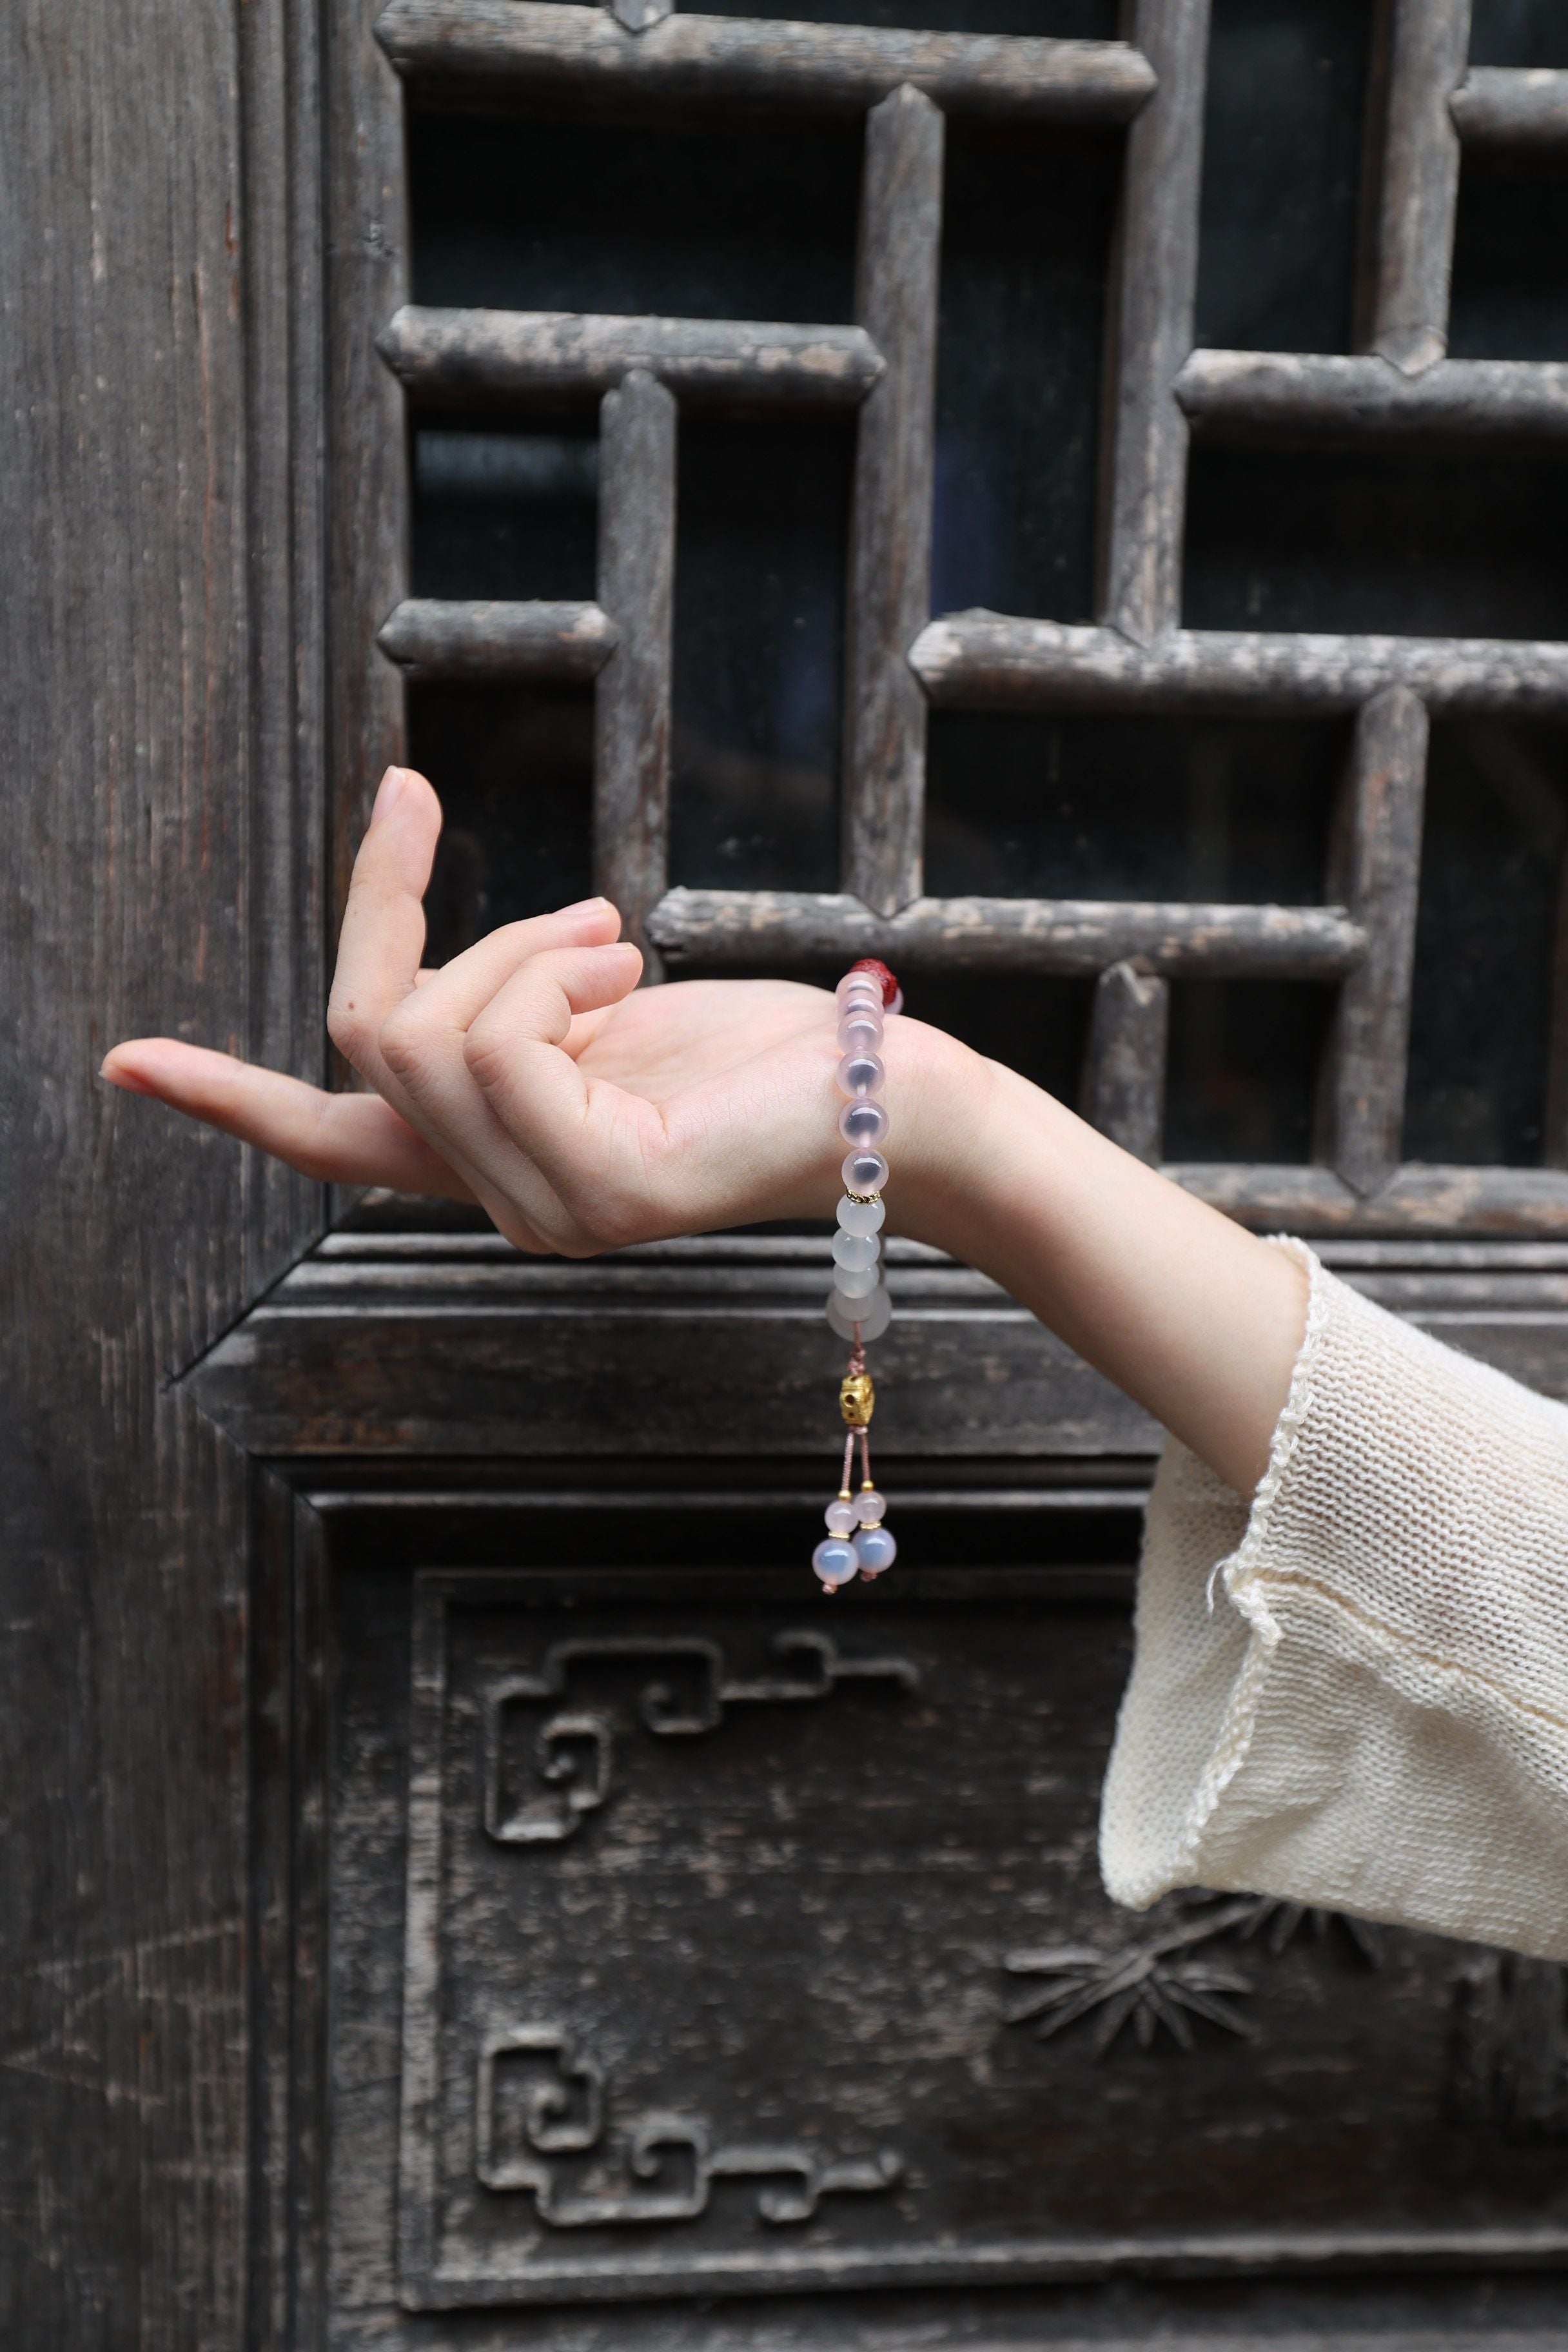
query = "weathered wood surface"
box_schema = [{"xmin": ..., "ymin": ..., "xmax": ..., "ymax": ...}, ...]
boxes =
[
  {"xmin": 375, "ymin": 0, "xmax": 1157, "ymax": 121},
  {"xmin": 1, "ymin": 0, "xmax": 329, "ymax": 2336},
  {"xmin": 912, "ymin": 616, "xmax": 1568, "ymax": 717},
  {"xmin": 1081, "ymin": 962, "xmax": 1168, "ymax": 1164},
  {"xmin": 380, "ymin": 305, "xmax": 884, "ymax": 410},
  {"xmin": 378, "ymin": 597, "xmax": 616, "ymax": 683},
  {"xmin": 647, "ymin": 887, "xmax": 1365, "ymax": 978},
  {"xmin": 1099, "ymin": 0, "xmax": 1211, "ymax": 643},
  {"xmin": 1172, "ymin": 1162, "xmax": 1568, "ymax": 1239},
  {"xmin": 186, "ymin": 1253, "xmax": 1160, "ymax": 1460},
  {"xmin": 189, "ymin": 1226, "xmax": 1568, "ymax": 1468},
  {"xmin": 841, "ymin": 86, "xmax": 942, "ymax": 918},
  {"xmin": 1452, "ymin": 67, "xmax": 1568, "ymax": 153},
  {"xmin": 1317, "ymin": 687, "xmax": 1428, "ymax": 1196},
  {"xmin": 330, "ymin": 0, "xmax": 409, "ymax": 944},
  {"xmin": 1358, "ymin": 0, "xmax": 1469, "ymax": 372},
  {"xmin": 1177, "ymin": 351, "xmax": 1568, "ymax": 446},
  {"xmin": 594, "ymin": 371, "xmax": 676, "ymax": 968}
]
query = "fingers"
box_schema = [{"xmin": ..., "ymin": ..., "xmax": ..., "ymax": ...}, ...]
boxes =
[
  {"xmin": 326, "ymin": 767, "xmax": 442, "ymax": 1091},
  {"xmin": 100, "ymin": 1040, "xmax": 478, "ymax": 1201},
  {"xmin": 463, "ymin": 941, "xmax": 645, "ymax": 1213}
]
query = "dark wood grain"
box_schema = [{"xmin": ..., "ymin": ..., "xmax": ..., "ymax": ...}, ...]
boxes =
[
  {"xmin": 329, "ymin": 0, "xmax": 409, "ymax": 938},
  {"xmin": 1099, "ymin": 0, "xmax": 1211, "ymax": 643},
  {"xmin": 1452, "ymin": 67, "xmax": 1568, "ymax": 154},
  {"xmin": 1316, "ymin": 687, "xmax": 1429, "ymax": 1196},
  {"xmin": 912, "ymin": 616, "xmax": 1568, "ymax": 716},
  {"xmin": 380, "ymin": 304, "xmax": 885, "ymax": 410},
  {"xmin": 375, "ymin": 0, "xmax": 1157, "ymax": 122},
  {"xmin": 378, "ymin": 597, "xmax": 617, "ymax": 683},
  {"xmin": 841, "ymin": 84, "xmax": 943, "ymax": 917},
  {"xmin": 594, "ymin": 370, "xmax": 676, "ymax": 968},
  {"xmin": 0, "ymin": 0, "xmax": 328, "ymax": 2336},
  {"xmin": 647, "ymin": 886, "xmax": 1364, "ymax": 977},
  {"xmin": 1081, "ymin": 962, "xmax": 1169, "ymax": 1164},
  {"xmin": 1177, "ymin": 351, "xmax": 1568, "ymax": 446},
  {"xmin": 1358, "ymin": 0, "xmax": 1469, "ymax": 372}
]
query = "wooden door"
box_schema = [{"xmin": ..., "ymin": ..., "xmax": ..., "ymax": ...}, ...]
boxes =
[{"xmin": 12, "ymin": 0, "xmax": 1568, "ymax": 2344}]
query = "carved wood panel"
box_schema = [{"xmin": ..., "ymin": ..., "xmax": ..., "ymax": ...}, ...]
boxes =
[{"xmin": 324, "ymin": 1558, "xmax": 1568, "ymax": 2328}]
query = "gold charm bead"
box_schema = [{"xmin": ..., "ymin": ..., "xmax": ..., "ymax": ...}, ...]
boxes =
[{"xmin": 839, "ymin": 1372, "xmax": 876, "ymax": 1427}]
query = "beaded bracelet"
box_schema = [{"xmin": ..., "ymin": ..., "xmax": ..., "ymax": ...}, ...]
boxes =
[{"xmin": 811, "ymin": 957, "xmax": 903, "ymax": 1594}]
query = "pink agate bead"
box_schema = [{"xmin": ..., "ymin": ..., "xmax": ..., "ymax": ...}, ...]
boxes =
[
  {"xmin": 842, "ymin": 1148, "xmax": 888, "ymax": 1195},
  {"xmin": 838, "ymin": 1098, "xmax": 888, "ymax": 1148},
  {"xmin": 837, "ymin": 1051, "xmax": 885, "ymax": 1099}
]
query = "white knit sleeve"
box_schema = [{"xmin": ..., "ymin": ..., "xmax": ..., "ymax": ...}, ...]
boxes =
[{"xmin": 1099, "ymin": 1237, "xmax": 1568, "ymax": 1960}]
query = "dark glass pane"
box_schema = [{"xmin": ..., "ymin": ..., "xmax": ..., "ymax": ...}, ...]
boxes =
[
  {"xmin": 1470, "ymin": 0, "xmax": 1568, "ymax": 67},
  {"xmin": 696, "ymin": 0, "xmax": 1115, "ymax": 35},
  {"xmin": 1195, "ymin": 0, "xmax": 1373, "ymax": 355},
  {"xmin": 1404, "ymin": 721, "xmax": 1568, "ymax": 1166},
  {"xmin": 918, "ymin": 972, "xmax": 1092, "ymax": 1106},
  {"xmin": 933, "ymin": 126, "xmax": 1117, "ymax": 623},
  {"xmin": 671, "ymin": 418, "xmax": 852, "ymax": 894},
  {"xmin": 1449, "ymin": 159, "xmax": 1568, "ymax": 362},
  {"xmin": 1185, "ymin": 447, "xmax": 1568, "ymax": 640},
  {"xmin": 926, "ymin": 713, "xmax": 1340, "ymax": 905},
  {"xmin": 411, "ymin": 419, "xmax": 598, "ymax": 602},
  {"xmin": 409, "ymin": 109, "xmax": 861, "ymax": 325},
  {"xmin": 409, "ymin": 685, "xmax": 594, "ymax": 966},
  {"xmin": 1165, "ymin": 981, "xmax": 1333, "ymax": 1162}
]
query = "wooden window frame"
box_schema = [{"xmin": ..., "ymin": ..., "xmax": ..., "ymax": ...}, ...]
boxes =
[{"xmin": 335, "ymin": 0, "xmax": 1568, "ymax": 1236}]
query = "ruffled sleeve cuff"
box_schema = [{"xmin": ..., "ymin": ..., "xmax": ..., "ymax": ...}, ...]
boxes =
[{"xmin": 1099, "ymin": 1238, "xmax": 1568, "ymax": 1961}]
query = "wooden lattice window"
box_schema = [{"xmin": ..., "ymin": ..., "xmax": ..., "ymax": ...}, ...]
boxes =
[{"xmin": 338, "ymin": 0, "xmax": 1568, "ymax": 1236}]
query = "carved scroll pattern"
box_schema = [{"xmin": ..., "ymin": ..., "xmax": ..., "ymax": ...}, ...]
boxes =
[
  {"xmin": 476, "ymin": 2027, "xmax": 903, "ymax": 2227},
  {"xmin": 483, "ymin": 1629, "xmax": 919, "ymax": 1846}
]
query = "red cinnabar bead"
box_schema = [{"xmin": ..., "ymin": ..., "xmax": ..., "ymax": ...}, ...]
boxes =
[{"xmin": 847, "ymin": 957, "xmax": 899, "ymax": 1008}]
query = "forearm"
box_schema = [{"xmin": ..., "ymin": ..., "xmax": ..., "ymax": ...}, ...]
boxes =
[{"xmin": 902, "ymin": 1034, "xmax": 1308, "ymax": 1498}]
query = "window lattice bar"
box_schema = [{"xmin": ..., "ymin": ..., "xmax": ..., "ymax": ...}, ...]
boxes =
[
  {"xmin": 1315, "ymin": 687, "xmax": 1427, "ymax": 1199},
  {"xmin": 593, "ymin": 370, "xmax": 676, "ymax": 968},
  {"xmin": 1451, "ymin": 68, "xmax": 1568, "ymax": 155},
  {"xmin": 1176, "ymin": 351, "xmax": 1568, "ymax": 447},
  {"xmin": 1081, "ymin": 963, "xmax": 1169, "ymax": 1168},
  {"xmin": 911, "ymin": 619, "xmax": 1568, "ymax": 718},
  {"xmin": 841, "ymin": 84, "xmax": 942, "ymax": 920},
  {"xmin": 1099, "ymin": 0, "xmax": 1210, "ymax": 645},
  {"xmin": 375, "ymin": 1, "xmax": 1156, "ymax": 122},
  {"xmin": 378, "ymin": 598, "xmax": 616, "ymax": 683},
  {"xmin": 645, "ymin": 890, "xmax": 1365, "ymax": 980},
  {"xmin": 1357, "ymin": 0, "xmax": 1469, "ymax": 374},
  {"xmin": 380, "ymin": 306, "xmax": 885, "ymax": 412}
]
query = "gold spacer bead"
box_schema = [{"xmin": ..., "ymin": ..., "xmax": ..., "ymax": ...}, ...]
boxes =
[
  {"xmin": 859, "ymin": 1478, "xmax": 876, "ymax": 1492},
  {"xmin": 839, "ymin": 1371, "xmax": 876, "ymax": 1427},
  {"xmin": 838, "ymin": 1487, "xmax": 853, "ymax": 1503}
]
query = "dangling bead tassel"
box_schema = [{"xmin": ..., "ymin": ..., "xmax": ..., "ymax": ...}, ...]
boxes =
[{"xmin": 812, "ymin": 957, "xmax": 900, "ymax": 1591}]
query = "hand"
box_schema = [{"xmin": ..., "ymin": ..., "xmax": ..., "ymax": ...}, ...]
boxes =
[{"xmin": 102, "ymin": 767, "xmax": 984, "ymax": 1255}]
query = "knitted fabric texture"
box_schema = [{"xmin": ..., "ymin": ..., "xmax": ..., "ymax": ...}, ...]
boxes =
[{"xmin": 1099, "ymin": 1238, "xmax": 1568, "ymax": 1961}]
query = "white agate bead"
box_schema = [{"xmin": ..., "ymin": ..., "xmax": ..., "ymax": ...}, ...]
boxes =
[
  {"xmin": 842, "ymin": 1148, "xmax": 888, "ymax": 1195},
  {"xmin": 824, "ymin": 1499, "xmax": 858, "ymax": 1536},
  {"xmin": 854, "ymin": 1525, "xmax": 896, "ymax": 1574},
  {"xmin": 837, "ymin": 1011, "xmax": 882, "ymax": 1055},
  {"xmin": 812, "ymin": 1538, "xmax": 859, "ymax": 1587},
  {"xmin": 837, "ymin": 1051, "xmax": 885, "ymax": 1099},
  {"xmin": 826, "ymin": 1282, "xmax": 892, "ymax": 1341},
  {"xmin": 855, "ymin": 1489, "xmax": 887, "ymax": 1526},
  {"xmin": 838, "ymin": 1098, "xmax": 888, "ymax": 1148},
  {"xmin": 833, "ymin": 1262, "xmax": 878, "ymax": 1298},
  {"xmin": 832, "ymin": 1228, "xmax": 879, "ymax": 1270},
  {"xmin": 837, "ymin": 1194, "xmax": 885, "ymax": 1236}
]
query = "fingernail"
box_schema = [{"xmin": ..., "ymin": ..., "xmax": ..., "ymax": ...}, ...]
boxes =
[
  {"xmin": 100, "ymin": 1060, "xmax": 148, "ymax": 1095},
  {"xmin": 371, "ymin": 768, "xmax": 406, "ymax": 825},
  {"xmin": 559, "ymin": 896, "xmax": 611, "ymax": 916}
]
